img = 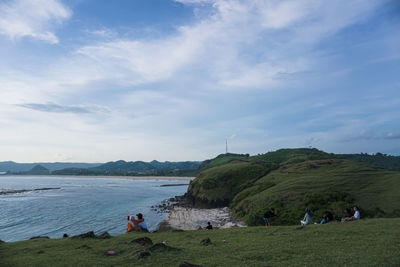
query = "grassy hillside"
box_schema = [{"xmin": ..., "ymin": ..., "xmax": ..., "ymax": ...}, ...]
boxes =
[
  {"xmin": 232, "ymin": 159, "xmax": 400, "ymax": 225},
  {"xmin": 1, "ymin": 219, "xmax": 399, "ymax": 266},
  {"xmin": 188, "ymin": 148, "xmax": 400, "ymax": 225},
  {"xmin": 338, "ymin": 152, "xmax": 400, "ymax": 170}
]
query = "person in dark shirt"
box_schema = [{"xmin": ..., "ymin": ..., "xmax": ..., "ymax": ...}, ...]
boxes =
[
  {"xmin": 320, "ymin": 211, "xmax": 334, "ymax": 224},
  {"xmin": 264, "ymin": 208, "xmax": 276, "ymax": 227},
  {"xmin": 205, "ymin": 222, "xmax": 213, "ymax": 230}
]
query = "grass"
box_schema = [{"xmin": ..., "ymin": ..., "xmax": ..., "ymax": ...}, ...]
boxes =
[{"xmin": 1, "ymin": 218, "xmax": 399, "ymax": 266}]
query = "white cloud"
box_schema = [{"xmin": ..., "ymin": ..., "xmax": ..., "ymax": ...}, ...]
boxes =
[
  {"xmin": 0, "ymin": 0, "xmax": 396, "ymax": 161},
  {"xmin": 0, "ymin": 0, "xmax": 71, "ymax": 43},
  {"xmin": 67, "ymin": 0, "xmax": 382, "ymax": 90}
]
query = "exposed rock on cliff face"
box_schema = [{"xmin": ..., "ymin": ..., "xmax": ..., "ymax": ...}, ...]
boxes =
[{"xmin": 185, "ymin": 192, "xmax": 230, "ymax": 208}]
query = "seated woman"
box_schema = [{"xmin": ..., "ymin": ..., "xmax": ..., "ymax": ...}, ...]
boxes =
[
  {"xmin": 320, "ymin": 211, "xmax": 334, "ymax": 224},
  {"xmin": 301, "ymin": 208, "xmax": 314, "ymax": 225},
  {"xmin": 342, "ymin": 206, "xmax": 360, "ymax": 221},
  {"xmin": 127, "ymin": 216, "xmax": 135, "ymax": 232}
]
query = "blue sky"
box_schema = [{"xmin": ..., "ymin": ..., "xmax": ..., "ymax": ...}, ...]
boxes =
[{"xmin": 0, "ymin": 0, "xmax": 399, "ymax": 162}]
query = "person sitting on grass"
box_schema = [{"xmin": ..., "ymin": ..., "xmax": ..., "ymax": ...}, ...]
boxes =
[
  {"xmin": 264, "ymin": 208, "xmax": 276, "ymax": 227},
  {"xmin": 301, "ymin": 208, "xmax": 314, "ymax": 225},
  {"xmin": 127, "ymin": 215, "xmax": 135, "ymax": 232},
  {"xmin": 205, "ymin": 222, "xmax": 213, "ymax": 230},
  {"xmin": 342, "ymin": 206, "xmax": 361, "ymax": 222},
  {"xmin": 135, "ymin": 213, "xmax": 149, "ymax": 232},
  {"xmin": 320, "ymin": 211, "xmax": 334, "ymax": 224},
  {"xmin": 127, "ymin": 213, "xmax": 148, "ymax": 232}
]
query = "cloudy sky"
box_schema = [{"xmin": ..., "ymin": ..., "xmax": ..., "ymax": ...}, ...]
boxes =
[{"xmin": 0, "ymin": 0, "xmax": 399, "ymax": 163}]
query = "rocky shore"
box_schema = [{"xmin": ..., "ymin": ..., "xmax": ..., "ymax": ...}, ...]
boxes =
[
  {"xmin": 153, "ymin": 195, "xmax": 245, "ymax": 231},
  {"xmin": 0, "ymin": 187, "xmax": 61, "ymax": 195}
]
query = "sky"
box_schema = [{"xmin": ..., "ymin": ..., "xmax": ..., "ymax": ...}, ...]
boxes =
[{"xmin": 0, "ymin": 0, "xmax": 399, "ymax": 163}]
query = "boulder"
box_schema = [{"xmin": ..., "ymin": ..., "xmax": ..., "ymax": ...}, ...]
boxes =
[
  {"xmin": 131, "ymin": 237, "xmax": 153, "ymax": 246},
  {"xmin": 138, "ymin": 251, "xmax": 151, "ymax": 259},
  {"xmin": 76, "ymin": 245, "xmax": 91, "ymax": 249},
  {"xmin": 156, "ymin": 221, "xmax": 174, "ymax": 232},
  {"xmin": 179, "ymin": 261, "xmax": 199, "ymax": 267},
  {"xmin": 71, "ymin": 231, "xmax": 95, "ymax": 239},
  {"xmin": 30, "ymin": 236, "xmax": 49, "ymax": 240},
  {"xmin": 200, "ymin": 237, "xmax": 211, "ymax": 246},
  {"xmin": 99, "ymin": 232, "xmax": 111, "ymax": 238},
  {"xmin": 148, "ymin": 242, "xmax": 168, "ymax": 252}
]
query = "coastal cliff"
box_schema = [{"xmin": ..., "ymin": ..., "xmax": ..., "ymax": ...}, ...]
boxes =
[{"xmin": 184, "ymin": 148, "xmax": 400, "ymax": 226}]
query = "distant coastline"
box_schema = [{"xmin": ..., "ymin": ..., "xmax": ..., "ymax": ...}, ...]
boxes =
[{"xmin": 0, "ymin": 174, "xmax": 195, "ymax": 181}]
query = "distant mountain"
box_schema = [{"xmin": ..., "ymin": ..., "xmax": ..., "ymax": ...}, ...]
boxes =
[
  {"xmin": 0, "ymin": 162, "xmax": 102, "ymax": 172},
  {"xmin": 88, "ymin": 160, "xmax": 202, "ymax": 175},
  {"xmin": 89, "ymin": 160, "xmax": 154, "ymax": 174},
  {"xmin": 0, "ymin": 160, "xmax": 201, "ymax": 176},
  {"xmin": 149, "ymin": 160, "xmax": 201, "ymax": 171},
  {"xmin": 52, "ymin": 168, "xmax": 96, "ymax": 176},
  {"xmin": 23, "ymin": 165, "xmax": 50, "ymax": 175}
]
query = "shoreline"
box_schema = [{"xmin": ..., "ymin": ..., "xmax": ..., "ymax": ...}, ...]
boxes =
[
  {"xmin": 154, "ymin": 195, "xmax": 246, "ymax": 231},
  {"xmin": 165, "ymin": 206, "xmax": 246, "ymax": 230},
  {"xmin": 0, "ymin": 175, "xmax": 195, "ymax": 181}
]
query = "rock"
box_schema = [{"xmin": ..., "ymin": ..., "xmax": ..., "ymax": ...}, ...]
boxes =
[
  {"xmin": 179, "ymin": 261, "xmax": 199, "ymax": 267},
  {"xmin": 132, "ymin": 237, "xmax": 153, "ymax": 246},
  {"xmin": 30, "ymin": 236, "xmax": 49, "ymax": 240},
  {"xmin": 37, "ymin": 250, "xmax": 45, "ymax": 254},
  {"xmin": 76, "ymin": 245, "xmax": 91, "ymax": 249},
  {"xmin": 63, "ymin": 234, "xmax": 69, "ymax": 238},
  {"xmin": 157, "ymin": 221, "xmax": 174, "ymax": 232},
  {"xmin": 148, "ymin": 242, "xmax": 168, "ymax": 252},
  {"xmin": 200, "ymin": 238, "xmax": 211, "ymax": 246},
  {"xmin": 71, "ymin": 231, "xmax": 95, "ymax": 239},
  {"xmin": 138, "ymin": 251, "xmax": 151, "ymax": 259},
  {"xmin": 99, "ymin": 232, "xmax": 111, "ymax": 238}
]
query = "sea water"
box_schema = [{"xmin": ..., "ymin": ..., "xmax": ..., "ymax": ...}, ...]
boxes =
[{"xmin": 0, "ymin": 176, "xmax": 189, "ymax": 242}]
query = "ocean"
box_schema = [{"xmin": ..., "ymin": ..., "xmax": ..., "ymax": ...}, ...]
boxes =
[{"xmin": 0, "ymin": 176, "xmax": 189, "ymax": 242}]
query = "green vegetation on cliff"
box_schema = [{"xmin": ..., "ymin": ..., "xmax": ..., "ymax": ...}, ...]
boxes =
[
  {"xmin": 187, "ymin": 148, "xmax": 400, "ymax": 225},
  {"xmin": 338, "ymin": 152, "xmax": 400, "ymax": 170},
  {"xmin": 1, "ymin": 219, "xmax": 399, "ymax": 266}
]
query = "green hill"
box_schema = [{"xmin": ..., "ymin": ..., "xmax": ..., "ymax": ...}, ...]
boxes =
[
  {"xmin": 338, "ymin": 152, "xmax": 400, "ymax": 170},
  {"xmin": 1, "ymin": 219, "xmax": 399, "ymax": 266},
  {"xmin": 187, "ymin": 148, "xmax": 400, "ymax": 225}
]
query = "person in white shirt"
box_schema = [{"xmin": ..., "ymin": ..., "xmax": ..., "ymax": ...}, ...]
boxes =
[{"xmin": 342, "ymin": 206, "xmax": 361, "ymax": 221}]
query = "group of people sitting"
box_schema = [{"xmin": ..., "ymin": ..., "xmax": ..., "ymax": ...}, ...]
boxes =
[
  {"xmin": 128, "ymin": 206, "xmax": 361, "ymax": 232},
  {"xmin": 127, "ymin": 213, "xmax": 214, "ymax": 232},
  {"xmin": 264, "ymin": 206, "xmax": 361, "ymax": 226},
  {"xmin": 301, "ymin": 206, "xmax": 361, "ymax": 225},
  {"xmin": 126, "ymin": 213, "xmax": 148, "ymax": 232}
]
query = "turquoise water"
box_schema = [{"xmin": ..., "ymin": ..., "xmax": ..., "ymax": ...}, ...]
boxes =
[{"xmin": 0, "ymin": 176, "xmax": 189, "ymax": 242}]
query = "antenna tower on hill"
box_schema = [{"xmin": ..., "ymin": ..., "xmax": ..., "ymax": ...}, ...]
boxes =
[{"xmin": 226, "ymin": 139, "xmax": 228, "ymax": 154}]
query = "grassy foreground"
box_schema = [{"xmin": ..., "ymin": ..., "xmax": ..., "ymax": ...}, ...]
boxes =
[{"xmin": 1, "ymin": 218, "xmax": 399, "ymax": 266}]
